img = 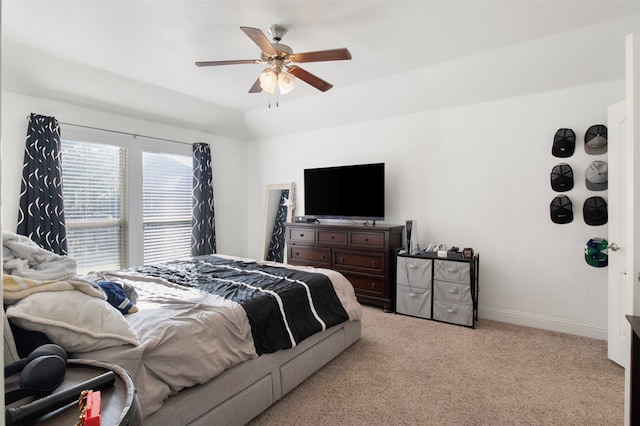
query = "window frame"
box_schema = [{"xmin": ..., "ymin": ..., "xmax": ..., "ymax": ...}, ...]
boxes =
[{"xmin": 60, "ymin": 125, "xmax": 193, "ymax": 269}]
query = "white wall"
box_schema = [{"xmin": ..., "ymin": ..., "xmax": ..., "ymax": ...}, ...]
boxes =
[
  {"xmin": 0, "ymin": 90, "xmax": 248, "ymax": 257},
  {"xmin": 246, "ymin": 79, "xmax": 624, "ymax": 339}
]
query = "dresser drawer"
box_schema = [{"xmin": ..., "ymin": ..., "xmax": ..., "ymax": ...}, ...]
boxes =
[
  {"xmin": 433, "ymin": 300, "xmax": 473, "ymax": 326},
  {"xmin": 396, "ymin": 285, "xmax": 432, "ymax": 319},
  {"xmin": 288, "ymin": 246, "xmax": 330, "ymax": 267},
  {"xmin": 287, "ymin": 227, "xmax": 316, "ymax": 244},
  {"xmin": 334, "ymin": 250, "xmax": 385, "ymax": 272},
  {"xmin": 434, "ymin": 260, "xmax": 471, "ymax": 283},
  {"xmin": 343, "ymin": 273, "xmax": 384, "ymax": 296},
  {"xmin": 433, "ymin": 280, "xmax": 472, "ymax": 305},
  {"xmin": 397, "ymin": 257, "xmax": 432, "ymax": 289},
  {"xmin": 317, "ymin": 230, "xmax": 347, "ymax": 246},
  {"xmin": 349, "ymin": 231, "xmax": 385, "ymax": 249}
]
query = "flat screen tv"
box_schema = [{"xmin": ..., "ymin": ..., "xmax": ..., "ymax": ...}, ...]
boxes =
[{"xmin": 304, "ymin": 162, "xmax": 385, "ymax": 221}]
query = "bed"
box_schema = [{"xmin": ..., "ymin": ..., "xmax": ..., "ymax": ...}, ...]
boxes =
[{"xmin": 3, "ymin": 248, "xmax": 362, "ymax": 425}]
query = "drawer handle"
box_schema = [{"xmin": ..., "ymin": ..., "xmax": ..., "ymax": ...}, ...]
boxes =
[
  {"xmin": 340, "ymin": 257, "xmax": 344, "ymax": 262},
  {"xmin": 447, "ymin": 289, "xmax": 458, "ymax": 294},
  {"xmin": 447, "ymin": 308, "xmax": 457, "ymax": 314},
  {"xmin": 330, "ymin": 235, "xmax": 335, "ymax": 239},
  {"xmin": 299, "ymin": 233, "xmax": 305, "ymax": 237},
  {"xmin": 447, "ymin": 267, "xmax": 458, "ymax": 273},
  {"xmin": 408, "ymin": 264, "xmax": 418, "ymax": 269},
  {"xmin": 365, "ymin": 238, "xmax": 369, "ymax": 242},
  {"xmin": 321, "ymin": 255, "xmax": 326, "ymax": 260},
  {"xmin": 371, "ymin": 260, "xmax": 377, "ymax": 266},
  {"xmin": 371, "ymin": 282, "xmax": 377, "ymax": 288},
  {"xmin": 295, "ymin": 252, "xmax": 300, "ymax": 256}
]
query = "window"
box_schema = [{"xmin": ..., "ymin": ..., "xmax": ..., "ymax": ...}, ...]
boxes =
[
  {"xmin": 143, "ymin": 152, "xmax": 192, "ymax": 264},
  {"xmin": 61, "ymin": 139, "xmax": 127, "ymax": 272},
  {"xmin": 60, "ymin": 126, "xmax": 194, "ymax": 272}
]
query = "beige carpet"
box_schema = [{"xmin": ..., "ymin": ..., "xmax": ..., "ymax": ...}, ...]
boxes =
[{"xmin": 248, "ymin": 306, "xmax": 624, "ymax": 425}]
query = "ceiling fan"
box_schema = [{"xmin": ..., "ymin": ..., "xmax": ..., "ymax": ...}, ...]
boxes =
[{"xmin": 195, "ymin": 25, "xmax": 352, "ymax": 95}]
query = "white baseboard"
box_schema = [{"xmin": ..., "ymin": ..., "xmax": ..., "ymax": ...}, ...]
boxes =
[{"xmin": 479, "ymin": 305, "xmax": 607, "ymax": 340}]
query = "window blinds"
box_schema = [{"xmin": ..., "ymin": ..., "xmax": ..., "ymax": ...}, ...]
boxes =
[
  {"xmin": 142, "ymin": 151, "xmax": 192, "ymax": 264},
  {"xmin": 61, "ymin": 139, "xmax": 127, "ymax": 272}
]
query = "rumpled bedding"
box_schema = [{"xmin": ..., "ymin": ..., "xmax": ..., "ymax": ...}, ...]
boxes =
[
  {"xmin": 2, "ymin": 231, "xmax": 105, "ymax": 302},
  {"xmin": 3, "ymin": 274, "xmax": 106, "ymax": 303},
  {"xmin": 79, "ymin": 257, "xmax": 362, "ymax": 418},
  {"xmin": 3, "ymin": 231, "xmax": 77, "ymax": 281}
]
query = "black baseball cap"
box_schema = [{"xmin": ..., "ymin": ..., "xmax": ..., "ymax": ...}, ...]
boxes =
[
  {"xmin": 583, "ymin": 196, "xmax": 608, "ymax": 226},
  {"xmin": 550, "ymin": 195, "xmax": 573, "ymax": 224},
  {"xmin": 552, "ymin": 128, "xmax": 576, "ymax": 158},
  {"xmin": 550, "ymin": 163, "xmax": 573, "ymax": 192}
]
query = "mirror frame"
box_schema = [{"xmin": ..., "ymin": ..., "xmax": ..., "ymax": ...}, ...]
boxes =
[{"xmin": 261, "ymin": 182, "xmax": 296, "ymax": 261}]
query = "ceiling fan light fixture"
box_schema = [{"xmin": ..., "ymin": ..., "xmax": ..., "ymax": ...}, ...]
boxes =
[
  {"xmin": 259, "ymin": 69, "xmax": 277, "ymax": 94},
  {"xmin": 277, "ymin": 71, "xmax": 295, "ymax": 95}
]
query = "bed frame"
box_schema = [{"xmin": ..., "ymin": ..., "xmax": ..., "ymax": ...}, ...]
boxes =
[
  {"xmin": 4, "ymin": 311, "xmax": 361, "ymax": 425},
  {"xmin": 144, "ymin": 319, "xmax": 361, "ymax": 425}
]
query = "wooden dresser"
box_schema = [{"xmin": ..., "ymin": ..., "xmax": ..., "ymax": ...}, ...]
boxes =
[{"xmin": 285, "ymin": 222, "xmax": 404, "ymax": 312}]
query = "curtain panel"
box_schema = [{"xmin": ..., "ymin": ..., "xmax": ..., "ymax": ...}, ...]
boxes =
[
  {"xmin": 192, "ymin": 142, "xmax": 216, "ymax": 255},
  {"xmin": 17, "ymin": 113, "xmax": 68, "ymax": 255}
]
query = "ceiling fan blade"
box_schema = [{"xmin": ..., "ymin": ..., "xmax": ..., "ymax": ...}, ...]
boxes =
[
  {"xmin": 240, "ymin": 26, "xmax": 278, "ymax": 56},
  {"xmin": 290, "ymin": 48, "xmax": 352, "ymax": 63},
  {"xmin": 248, "ymin": 77, "xmax": 262, "ymax": 93},
  {"xmin": 195, "ymin": 59, "xmax": 260, "ymax": 67},
  {"xmin": 288, "ymin": 66, "xmax": 333, "ymax": 92}
]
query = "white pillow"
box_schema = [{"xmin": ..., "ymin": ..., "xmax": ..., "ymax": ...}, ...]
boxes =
[{"xmin": 6, "ymin": 290, "xmax": 140, "ymax": 352}]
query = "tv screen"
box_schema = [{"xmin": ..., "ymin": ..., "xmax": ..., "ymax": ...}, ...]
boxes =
[{"xmin": 304, "ymin": 163, "xmax": 385, "ymax": 221}]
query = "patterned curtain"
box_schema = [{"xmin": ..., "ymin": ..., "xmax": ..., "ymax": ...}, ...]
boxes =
[
  {"xmin": 192, "ymin": 142, "xmax": 216, "ymax": 255},
  {"xmin": 266, "ymin": 189, "xmax": 290, "ymax": 263},
  {"xmin": 17, "ymin": 113, "xmax": 68, "ymax": 255}
]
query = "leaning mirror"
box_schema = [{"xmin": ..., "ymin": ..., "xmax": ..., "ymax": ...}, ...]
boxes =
[{"xmin": 262, "ymin": 183, "xmax": 295, "ymax": 262}]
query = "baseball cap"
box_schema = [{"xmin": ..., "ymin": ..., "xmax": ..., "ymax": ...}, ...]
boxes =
[
  {"xmin": 552, "ymin": 128, "xmax": 576, "ymax": 158},
  {"xmin": 586, "ymin": 160, "xmax": 608, "ymax": 191},
  {"xmin": 585, "ymin": 238, "xmax": 608, "ymax": 267},
  {"xmin": 550, "ymin": 195, "xmax": 573, "ymax": 224},
  {"xmin": 583, "ymin": 196, "xmax": 607, "ymax": 225},
  {"xmin": 585, "ymin": 124, "xmax": 607, "ymax": 155},
  {"xmin": 550, "ymin": 163, "xmax": 573, "ymax": 192}
]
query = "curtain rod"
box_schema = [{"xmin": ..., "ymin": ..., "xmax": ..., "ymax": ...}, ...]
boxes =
[{"xmin": 57, "ymin": 121, "xmax": 194, "ymax": 146}]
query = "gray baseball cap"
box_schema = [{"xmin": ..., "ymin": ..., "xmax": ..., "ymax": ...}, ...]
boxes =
[{"xmin": 586, "ymin": 160, "xmax": 608, "ymax": 191}]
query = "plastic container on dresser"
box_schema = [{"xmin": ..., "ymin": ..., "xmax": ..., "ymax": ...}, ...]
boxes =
[
  {"xmin": 284, "ymin": 223, "xmax": 404, "ymax": 312},
  {"xmin": 395, "ymin": 252, "xmax": 480, "ymax": 328}
]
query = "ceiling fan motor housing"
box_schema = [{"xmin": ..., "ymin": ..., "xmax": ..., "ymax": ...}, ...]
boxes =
[{"xmin": 261, "ymin": 43, "xmax": 293, "ymax": 63}]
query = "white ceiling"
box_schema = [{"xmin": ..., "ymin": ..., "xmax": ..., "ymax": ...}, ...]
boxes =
[{"xmin": 2, "ymin": 0, "xmax": 639, "ymax": 115}]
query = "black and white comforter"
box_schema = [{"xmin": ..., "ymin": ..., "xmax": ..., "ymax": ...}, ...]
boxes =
[
  {"xmin": 132, "ymin": 255, "xmax": 350, "ymax": 355},
  {"xmin": 81, "ymin": 255, "xmax": 362, "ymax": 417}
]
